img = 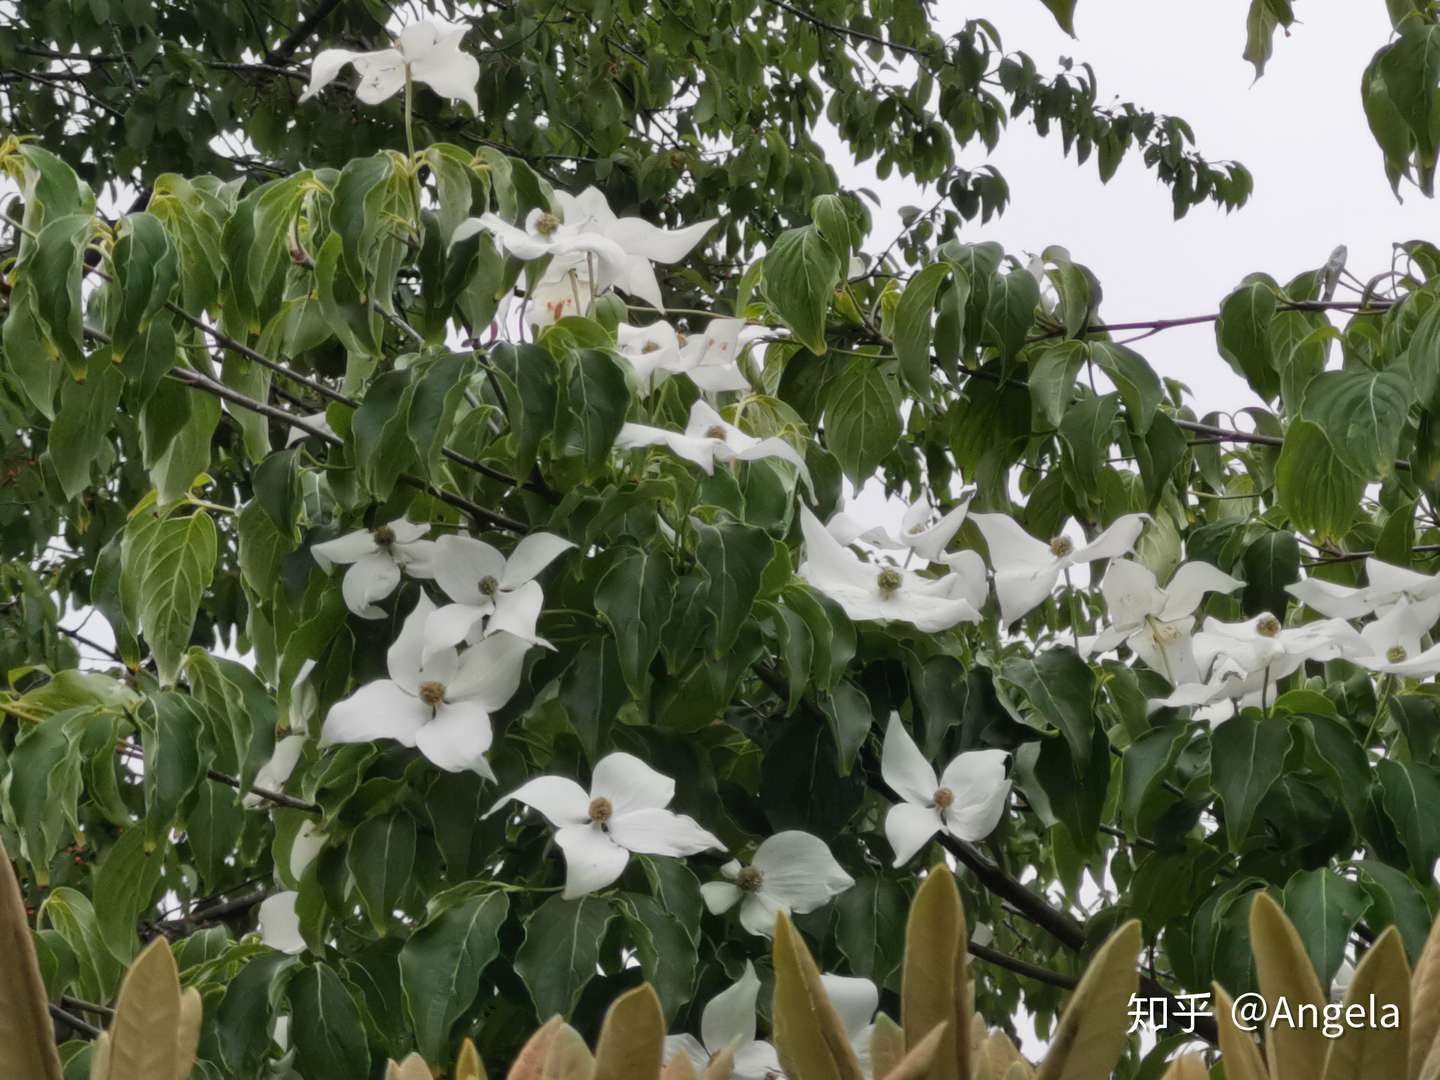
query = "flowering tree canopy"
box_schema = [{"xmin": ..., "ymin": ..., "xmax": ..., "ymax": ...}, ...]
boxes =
[{"xmin": 4, "ymin": 1, "xmax": 1440, "ymax": 1076}]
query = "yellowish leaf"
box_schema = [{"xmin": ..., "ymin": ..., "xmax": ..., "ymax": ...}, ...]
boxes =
[
  {"xmin": 870, "ymin": 1012, "xmax": 906, "ymax": 1078},
  {"xmin": 701, "ymin": 1046, "xmax": 735, "ymax": 1080},
  {"xmin": 1321, "ymin": 928, "xmax": 1410, "ymax": 1080},
  {"xmin": 1001, "ymin": 1063, "xmax": 1034, "ymax": 1080},
  {"xmin": 881, "ymin": 1021, "xmax": 947, "ymax": 1080},
  {"xmin": 387, "ymin": 1054, "xmax": 434, "ymax": 1080},
  {"xmin": 900, "ymin": 866, "xmax": 969, "ymax": 1080},
  {"xmin": 456, "ymin": 1038, "xmax": 488, "ymax": 1080},
  {"xmin": 540, "ymin": 1022, "xmax": 594, "ymax": 1080},
  {"xmin": 1033, "ymin": 920, "xmax": 1141, "ymax": 1080},
  {"xmin": 592, "ymin": 984, "xmax": 664, "ymax": 1080},
  {"xmin": 175, "ymin": 986, "xmax": 202, "ymax": 1080},
  {"xmin": 661, "ymin": 1053, "xmax": 699, "ymax": 1080},
  {"xmin": 1412, "ymin": 913, "xmax": 1440, "ymax": 1080},
  {"xmin": 89, "ymin": 1031, "xmax": 112, "ymax": 1080},
  {"xmin": 1211, "ymin": 985, "xmax": 1268, "ymax": 1080},
  {"xmin": 104, "ymin": 937, "xmax": 183, "ymax": 1080},
  {"xmin": 508, "ymin": 1017, "xmax": 564, "ymax": 1080},
  {"xmin": 772, "ymin": 910, "xmax": 866, "ymax": 1080},
  {"xmin": 1249, "ymin": 891, "xmax": 1327, "ymax": 1080},
  {"xmin": 0, "ymin": 840, "xmax": 63, "ymax": 1080}
]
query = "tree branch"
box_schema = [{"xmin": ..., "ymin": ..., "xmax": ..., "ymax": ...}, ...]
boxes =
[{"xmin": 266, "ymin": 0, "xmax": 346, "ymax": 65}]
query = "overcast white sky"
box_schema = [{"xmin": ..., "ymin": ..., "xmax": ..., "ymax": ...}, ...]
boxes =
[{"xmin": 832, "ymin": 0, "xmax": 1414, "ymax": 418}]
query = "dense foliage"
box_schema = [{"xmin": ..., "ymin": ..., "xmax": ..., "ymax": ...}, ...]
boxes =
[{"xmin": 5, "ymin": 1, "xmax": 1440, "ymax": 1077}]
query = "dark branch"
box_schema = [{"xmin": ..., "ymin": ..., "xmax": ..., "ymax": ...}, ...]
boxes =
[{"xmin": 266, "ymin": 0, "xmax": 346, "ymax": 65}]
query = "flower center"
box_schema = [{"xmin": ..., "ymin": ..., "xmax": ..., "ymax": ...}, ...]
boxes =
[
  {"xmin": 933, "ymin": 787, "xmax": 955, "ymax": 810},
  {"xmin": 908, "ymin": 523, "xmax": 926, "ymax": 535},
  {"xmin": 1256, "ymin": 615, "xmax": 1282, "ymax": 639},
  {"xmin": 588, "ymin": 796, "xmax": 614, "ymax": 824},
  {"xmin": 1049, "ymin": 536, "xmax": 1074, "ymax": 558},
  {"xmin": 736, "ymin": 865, "xmax": 764, "ymax": 892},
  {"xmin": 641, "ymin": 341, "xmax": 661, "ymax": 353},
  {"xmin": 479, "ymin": 575, "xmax": 499, "ymax": 597},
  {"xmin": 1152, "ymin": 622, "xmax": 1183, "ymax": 645},
  {"xmin": 372, "ymin": 525, "xmax": 396, "ymax": 547},
  {"xmin": 535, "ymin": 212, "xmax": 561, "ymax": 237},
  {"xmin": 704, "ymin": 425, "xmax": 727, "ymax": 440},
  {"xmin": 418, "ymin": 681, "xmax": 446, "ymax": 707},
  {"xmin": 1387, "ymin": 645, "xmax": 1408, "ymax": 663},
  {"xmin": 876, "ymin": 569, "xmax": 903, "ymax": 596}
]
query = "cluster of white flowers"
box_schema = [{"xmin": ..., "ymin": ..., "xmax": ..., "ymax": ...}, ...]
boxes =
[
  {"xmin": 662, "ymin": 961, "xmax": 880, "ymax": 1080},
  {"xmin": 617, "ymin": 400, "xmax": 812, "ymax": 491}
]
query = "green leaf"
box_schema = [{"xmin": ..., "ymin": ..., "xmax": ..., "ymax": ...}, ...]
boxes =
[
  {"xmin": 46, "ymin": 355, "xmax": 126, "ymax": 500},
  {"xmin": 893, "ymin": 262, "xmax": 951, "ymax": 393},
  {"xmin": 1244, "ymin": 0, "xmax": 1295, "ymax": 78},
  {"xmin": 149, "ymin": 388, "xmax": 220, "ymax": 506},
  {"xmin": 1376, "ymin": 759, "xmax": 1440, "ymax": 877},
  {"xmin": 1240, "ymin": 531, "xmax": 1300, "ymax": 618},
  {"xmin": 760, "ymin": 713, "xmax": 865, "ymax": 839},
  {"xmin": 286, "ymin": 963, "xmax": 371, "ymax": 1080},
  {"xmin": 694, "ymin": 521, "xmax": 773, "ymax": 655},
  {"xmin": 1037, "ymin": 0, "xmax": 1077, "ymax": 35},
  {"xmin": 1058, "ymin": 393, "xmax": 1120, "ymax": 494},
  {"xmin": 1352, "ymin": 859, "xmax": 1433, "ymax": 961},
  {"xmin": 0, "ymin": 708, "xmax": 83, "ymax": 884},
  {"xmin": 983, "ymin": 267, "xmax": 1040, "ymax": 359},
  {"xmin": 139, "ymin": 691, "xmax": 206, "ymax": 843},
  {"xmin": 819, "ymin": 680, "xmax": 873, "ymax": 776},
  {"xmin": 1215, "ymin": 277, "xmax": 1279, "ymax": 399},
  {"xmin": 1209, "ymin": 712, "xmax": 1292, "ymax": 850},
  {"xmin": 764, "ymin": 225, "xmax": 842, "ymax": 353},
  {"xmin": 109, "ymin": 212, "xmax": 177, "ymax": 350},
  {"xmin": 1, "ymin": 280, "xmax": 64, "ymax": 417},
  {"xmin": 559, "ymin": 349, "xmax": 631, "ymax": 468},
  {"xmin": 137, "ymin": 511, "xmax": 217, "ymax": 686},
  {"xmin": 1377, "ymin": 25, "xmax": 1440, "ymax": 182},
  {"xmin": 514, "ymin": 894, "xmax": 617, "ymax": 1019},
  {"xmin": 999, "ymin": 648, "xmax": 1098, "ymax": 770},
  {"xmin": 399, "ymin": 889, "xmax": 509, "ymax": 1062},
  {"xmin": 490, "ymin": 342, "xmax": 560, "ymax": 475},
  {"xmin": 1089, "ymin": 342, "xmax": 1162, "ymax": 434},
  {"xmin": 1298, "ymin": 368, "xmax": 1412, "ymax": 479},
  {"xmin": 834, "ymin": 876, "xmax": 907, "ymax": 982},
  {"xmin": 1024, "ymin": 724, "xmax": 1111, "ymax": 855},
  {"xmin": 27, "ymin": 212, "xmax": 92, "ymax": 375},
  {"xmin": 618, "ymin": 894, "xmax": 697, "ymax": 1022},
  {"xmin": 216, "ymin": 955, "xmax": 297, "ymax": 1075},
  {"xmin": 330, "ymin": 154, "xmax": 396, "ymax": 293},
  {"xmin": 1028, "ymin": 341, "xmax": 1087, "ymax": 430},
  {"xmin": 783, "ymin": 585, "xmax": 856, "ymax": 692},
  {"xmin": 823, "ymin": 362, "xmax": 900, "ymax": 484},
  {"xmin": 1280, "ymin": 868, "xmax": 1371, "ymax": 991},
  {"xmin": 1275, "ymin": 419, "xmax": 1363, "ymax": 542},
  {"xmin": 348, "ymin": 814, "xmax": 417, "ymax": 935},
  {"xmin": 810, "ymin": 193, "xmax": 853, "ymax": 264},
  {"xmin": 36, "ymin": 888, "xmax": 121, "ymax": 1003},
  {"xmin": 558, "ymin": 637, "xmax": 629, "ymax": 763},
  {"xmin": 595, "ymin": 550, "xmax": 676, "ymax": 696},
  {"xmin": 93, "ymin": 826, "xmax": 164, "ymax": 965},
  {"xmin": 351, "ymin": 368, "xmax": 419, "ymax": 500}
]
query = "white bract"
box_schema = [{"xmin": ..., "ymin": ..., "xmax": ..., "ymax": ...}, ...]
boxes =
[
  {"xmin": 311, "ymin": 518, "xmax": 437, "ymax": 619},
  {"xmin": 1081, "ymin": 559, "xmax": 1245, "ymax": 685},
  {"xmin": 825, "ymin": 492, "xmax": 975, "ymax": 564},
  {"xmin": 488, "ymin": 752, "xmax": 723, "ymax": 899},
  {"xmin": 615, "ymin": 400, "xmax": 812, "ymax": 490},
  {"xmin": 882, "ymin": 714, "xmax": 1011, "ymax": 866},
  {"xmin": 257, "ymin": 891, "xmax": 305, "ymax": 955},
  {"xmin": 616, "ymin": 317, "xmax": 758, "ymax": 395},
  {"xmin": 1341, "ymin": 595, "xmax": 1440, "ymax": 677},
  {"xmin": 701, "ymin": 830, "xmax": 854, "ymax": 938},
  {"xmin": 424, "ymin": 532, "xmax": 575, "ymax": 657},
  {"xmin": 243, "ymin": 735, "xmax": 306, "ymax": 809},
  {"xmin": 970, "ymin": 512, "xmax": 1148, "ymax": 626},
  {"xmin": 799, "ymin": 506, "xmax": 985, "ymax": 633},
  {"xmin": 320, "ymin": 595, "xmax": 531, "ymax": 779},
  {"xmin": 1287, "ymin": 557, "xmax": 1440, "ymax": 619},
  {"xmin": 820, "ymin": 974, "xmax": 880, "ymax": 1078},
  {"xmin": 299, "ymin": 21, "xmax": 480, "ymax": 113},
  {"xmin": 662, "ymin": 961, "xmax": 782, "ymax": 1080},
  {"xmin": 455, "ymin": 186, "xmax": 715, "ymax": 311}
]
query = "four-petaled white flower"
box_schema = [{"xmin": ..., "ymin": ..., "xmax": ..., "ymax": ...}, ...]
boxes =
[
  {"xmin": 881, "ymin": 714, "xmax": 1011, "ymax": 866},
  {"xmin": 321, "ymin": 595, "xmax": 531, "ymax": 778},
  {"xmin": 1287, "ymin": 557, "xmax": 1440, "ymax": 620},
  {"xmin": 1341, "ymin": 595, "xmax": 1440, "ymax": 677},
  {"xmin": 488, "ymin": 752, "xmax": 723, "ymax": 899},
  {"xmin": 970, "ymin": 512, "xmax": 1148, "ymax": 626},
  {"xmin": 424, "ymin": 532, "xmax": 575, "ymax": 657},
  {"xmin": 616, "ymin": 400, "xmax": 812, "ymax": 490},
  {"xmin": 300, "ymin": 21, "xmax": 480, "ymax": 113},
  {"xmin": 662, "ymin": 961, "xmax": 782, "ymax": 1080},
  {"xmin": 825, "ymin": 492, "xmax": 975, "ymax": 565},
  {"xmin": 616, "ymin": 317, "xmax": 758, "ymax": 395},
  {"xmin": 701, "ymin": 831, "xmax": 854, "ymax": 938},
  {"xmin": 257, "ymin": 891, "xmax": 305, "ymax": 955},
  {"xmin": 455, "ymin": 186, "xmax": 715, "ymax": 311},
  {"xmin": 1081, "ymin": 559, "xmax": 1245, "ymax": 685},
  {"xmin": 799, "ymin": 506, "xmax": 985, "ymax": 633},
  {"xmin": 311, "ymin": 517, "xmax": 438, "ymax": 619}
]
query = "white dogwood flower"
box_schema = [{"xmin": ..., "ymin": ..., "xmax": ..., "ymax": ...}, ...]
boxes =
[
  {"xmin": 1081, "ymin": 559, "xmax": 1245, "ymax": 685},
  {"xmin": 970, "ymin": 512, "xmax": 1148, "ymax": 626},
  {"xmin": 616, "ymin": 317, "xmax": 757, "ymax": 395},
  {"xmin": 701, "ymin": 831, "xmax": 854, "ymax": 938},
  {"xmin": 424, "ymin": 532, "xmax": 575, "ymax": 657},
  {"xmin": 320, "ymin": 595, "xmax": 530, "ymax": 779},
  {"xmin": 615, "ymin": 400, "xmax": 812, "ymax": 489},
  {"xmin": 311, "ymin": 518, "xmax": 437, "ymax": 619},
  {"xmin": 1287, "ymin": 557, "xmax": 1440, "ymax": 620},
  {"xmin": 488, "ymin": 752, "xmax": 723, "ymax": 899},
  {"xmin": 1342, "ymin": 595, "xmax": 1440, "ymax": 677},
  {"xmin": 820, "ymin": 974, "xmax": 880, "ymax": 1078},
  {"xmin": 454, "ymin": 187, "xmax": 715, "ymax": 311},
  {"xmin": 257, "ymin": 892, "xmax": 305, "ymax": 955},
  {"xmin": 662, "ymin": 961, "xmax": 782, "ymax": 1080},
  {"xmin": 881, "ymin": 714, "xmax": 1010, "ymax": 866},
  {"xmin": 799, "ymin": 506, "xmax": 984, "ymax": 633},
  {"xmin": 826, "ymin": 492, "xmax": 975, "ymax": 564},
  {"xmin": 243, "ymin": 735, "xmax": 306, "ymax": 809},
  {"xmin": 299, "ymin": 21, "xmax": 480, "ymax": 113}
]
